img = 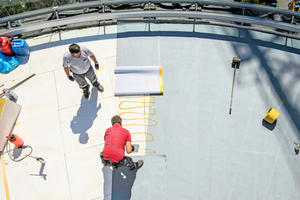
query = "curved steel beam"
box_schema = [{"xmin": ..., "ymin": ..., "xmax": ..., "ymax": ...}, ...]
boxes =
[
  {"xmin": 1, "ymin": 10, "xmax": 300, "ymax": 38},
  {"xmin": 0, "ymin": 0, "xmax": 300, "ymax": 24}
]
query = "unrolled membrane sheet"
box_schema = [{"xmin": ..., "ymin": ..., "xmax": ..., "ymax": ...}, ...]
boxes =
[
  {"xmin": 112, "ymin": 155, "xmax": 167, "ymax": 199},
  {"xmin": 115, "ymin": 65, "xmax": 163, "ymax": 96}
]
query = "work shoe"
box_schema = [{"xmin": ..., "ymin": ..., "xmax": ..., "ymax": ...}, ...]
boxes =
[
  {"xmin": 96, "ymin": 84, "xmax": 104, "ymax": 92},
  {"xmin": 83, "ymin": 90, "xmax": 90, "ymax": 99},
  {"xmin": 136, "ymin": 160, "xmax": 144, "ymax": 169},
  {"xmin": 83, "ymin": 85, "xmax": 90, "ymax": 99},
  {"xmin": 295, "ymin": 142, "xmax": 300, "ymax": 155}
]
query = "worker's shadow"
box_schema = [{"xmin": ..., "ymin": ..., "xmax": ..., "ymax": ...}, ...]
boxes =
[
  {"xmin": 102, "ymin": 166, "xmax": 137, "ymax": 200},
  {"xmin": 70, "ymin": 87, "xmax": 101, "ymax": 144}
]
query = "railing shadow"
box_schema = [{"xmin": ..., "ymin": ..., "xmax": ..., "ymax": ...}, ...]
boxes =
[
  {"xmin": 228, "ymin": 28, "xmax": 300, "ymax": 153},
  {"xmin": 234, "ymin": 29, "xmax": 300, "ymax": 135},
  {"xmin": 29, "ymin": 32, "xmax": 117, "ymax": 52}
]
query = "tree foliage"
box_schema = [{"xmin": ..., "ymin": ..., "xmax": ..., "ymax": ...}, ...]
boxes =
[
  {"xmin": 241, "ymin": 0, "xmax": 267, "ymax": 5},
  {"xmin": 0, "ymin": 0, "xmax": 55, "ymax": 17}
]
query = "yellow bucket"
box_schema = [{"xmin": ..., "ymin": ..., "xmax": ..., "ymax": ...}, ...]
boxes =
[
  {"xmin": 263, "ymin": 108, "xmax": 280, "ymax": 124},
  {"xmin": 263, "ymin": 95, "xmax": 285, "ymax": 124}
]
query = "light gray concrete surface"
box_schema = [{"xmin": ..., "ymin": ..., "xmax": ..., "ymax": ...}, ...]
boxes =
[
  {"xmin": 0, "ymin": 26, "xmax": 120, "ymax": 200},
  {"xmin": 116, "ymin": 20, "xmax": 300, "ymax": 199}
]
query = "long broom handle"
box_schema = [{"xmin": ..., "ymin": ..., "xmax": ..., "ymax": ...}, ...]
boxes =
[
  {"xmin": 0, "ymin": 74, "xmax": 35, "ymax": 98},
  {"xmin": 1, "ymin": 154, "xmax": 10, "ymax": 200},
  {"xmin": 229, "ymin": 64, "xmax": 237, "ymax": 115}
]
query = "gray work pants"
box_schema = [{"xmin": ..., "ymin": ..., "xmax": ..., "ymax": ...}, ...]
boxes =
[{"xmin": 73, "ymin": 66, "xmax": 99, "ymax": 89}]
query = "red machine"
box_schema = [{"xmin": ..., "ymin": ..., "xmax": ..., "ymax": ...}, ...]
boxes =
[
  {"xmin": 0, "ymin": 37, "xmax": 15, "ymax": 56},
  {"xmin": 7, "ymin": 133, "xmax": 24, "ymax": 147}
]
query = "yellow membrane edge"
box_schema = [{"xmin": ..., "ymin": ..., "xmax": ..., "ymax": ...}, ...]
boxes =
[
  {"xmin": 159, "ymin": 65, "xmax": 163, "ymax": 94},
  {"xmin": 0, "ymin": 98, "xmax": 7, "ymax": 118}
]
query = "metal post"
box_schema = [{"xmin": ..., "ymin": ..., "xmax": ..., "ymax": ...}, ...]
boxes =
[
  {"xmin": 55, "ymin": 10, "xmax": 59, "ymax": 20},
  {"xmin": 52, "ymin": 6, "xmax": 59, "ymax": 30},
  {"xmin": 241, "ymin": 7, "xmax": 245, "ymax": 25},
  {"xmin": 193, "ymin": 3, "xmax": 198, "ymax": 32},
  {"xmin": 148, "ymin": 1, "xmax": 151, "ymax": 31},
  {"xmin": 55, "ymin": 9, "xmax": 60, "ymax": 30},
  {"xmin": 102, "ymin": 4, "xmax": 106, "ymax": 33},
  {"xmin": 286, "ymin": 15, "xmax": 295, "ymax": 45},
  {"xmin": 7, "ymin": 21, "xmax": 11, "ymax": 29}
]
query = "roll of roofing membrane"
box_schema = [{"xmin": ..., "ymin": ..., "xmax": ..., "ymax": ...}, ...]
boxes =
[{"xmin": 115, "ymin": 65, "xmax": 163, "ymax": 96}]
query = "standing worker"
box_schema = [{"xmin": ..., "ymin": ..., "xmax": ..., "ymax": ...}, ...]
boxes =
[
  {"xmin": 63, "ymin": 43, "xmax": 104, "ymax": 99},
  {"xmin": 101, "ymin": 115, "xmax": 144, "ymax": 170}
]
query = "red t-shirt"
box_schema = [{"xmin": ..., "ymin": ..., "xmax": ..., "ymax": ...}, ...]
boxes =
[{"xmin": 102, "ymin": 123, "xmax": 131, "ymax": 163}]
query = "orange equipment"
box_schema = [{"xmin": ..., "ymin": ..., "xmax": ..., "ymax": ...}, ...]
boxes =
[
  {"xmin": 0, "ymin": 37, "xmax": 14, "ymax": 56},
  {"xmin": 7, "ymin": 133, "xmax": 24, "ymax": 147}
]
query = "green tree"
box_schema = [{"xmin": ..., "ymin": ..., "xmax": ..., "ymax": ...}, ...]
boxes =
[
  {"xmin": 0, "ymin": 0, "xmax": 55, "ymax": 17},
  {"xmin": 0, "ymin": 0, "xmax": 24, "ymax": 17},
  {"xmin": 241, "ymin": 0, "xmax": 267, "ymax": 5}
]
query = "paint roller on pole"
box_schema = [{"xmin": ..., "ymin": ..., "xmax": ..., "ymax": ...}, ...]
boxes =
[
  {"xmin": 0, "ymin": 74, "xmax": 35, "ymax": 98},
  {"xmin": 229, "ymin": 57, "xmax": 241, "ymax": 115}
]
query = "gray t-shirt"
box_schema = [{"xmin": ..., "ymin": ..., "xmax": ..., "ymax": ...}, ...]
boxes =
[{"xmin": 62, "ymin": 46, "xmax": 94, "ymax": 74}]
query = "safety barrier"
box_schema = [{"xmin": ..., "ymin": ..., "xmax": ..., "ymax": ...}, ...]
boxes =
[{"xmin": 1, "ymin": 0, "xmax": 300, "ymax": 39}]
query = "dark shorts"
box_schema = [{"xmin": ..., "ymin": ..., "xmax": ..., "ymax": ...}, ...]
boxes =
[{"xmin": 100, "ymin": 152, "xmax": 137, "ymax": 170}]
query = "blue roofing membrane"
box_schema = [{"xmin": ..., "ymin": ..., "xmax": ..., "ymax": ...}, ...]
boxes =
[{"xmin": 116, "ymin": 21, "xmax": 300, "ymax": 199}]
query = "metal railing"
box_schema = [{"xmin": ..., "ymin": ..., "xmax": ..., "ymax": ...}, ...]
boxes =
[{"xmin": 1, "ymin": 0, "xmax": 300, "ymax": 39}]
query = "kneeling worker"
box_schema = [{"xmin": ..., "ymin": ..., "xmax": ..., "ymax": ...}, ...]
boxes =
[{"xmin": 101, "ymin": 115, "xmax": 143, "ymax": 170}]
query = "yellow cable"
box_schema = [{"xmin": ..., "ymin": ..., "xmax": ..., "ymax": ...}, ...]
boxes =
[
  {"xmin": 120, "ymin": 110, "xmax": 156, "ymax": 116},
  {"xmin": 119, "ymin": 97, "xmax": 155, "ymax": 110},
  {"xmin": 119, "ymin": 106, "xmax": 156, "ymax": 114},
  {"xmin": 118, "ymin": 95, "xmax": 155, "ymax": 102},
  {"xmin": 267, "ymin": 95, "xmax": 278, "ymax": 111},
  {"xmin": 138, "ymin": 148, "xmax": 156, "ymax": 154},
  {"xmin": 118, "ymin": 96, "xmax": 157, "ymax": 154},
  {"xmin": 278, "ymin": 98, "xmax": 286, "ymax": 110},
  {"xmin": 265, "ymin": 95, "xmax": 286, "ymax": 115},
  {"xmin": 122, "ymin": 118, "xmax": 157, "ymax": 127},
  {"xmin": 131, "ymin": 132, "xmax": 154, "ymax": 142}
]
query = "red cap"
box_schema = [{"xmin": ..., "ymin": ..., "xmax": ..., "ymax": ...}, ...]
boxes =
[{"xmin": 2, "ymin": 90, "xmax": 5, "ymax": 93}]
